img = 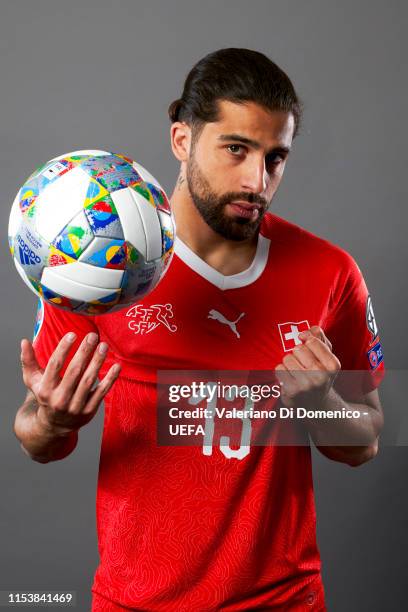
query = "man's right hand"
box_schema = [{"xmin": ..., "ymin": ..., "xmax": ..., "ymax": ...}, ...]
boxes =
[{"xmin": 20, "ymin": 332, "xmax": 121, "ymax": 436}]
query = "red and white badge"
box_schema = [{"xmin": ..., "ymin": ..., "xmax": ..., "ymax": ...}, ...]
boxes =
[{"xmin": 278, "ymin": 320, "xmax": 310, "ymax": 352}]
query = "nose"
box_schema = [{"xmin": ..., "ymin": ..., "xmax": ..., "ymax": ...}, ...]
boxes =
[{"xmin": 240, "ymin": 156, "xmax": 268, "ymax": 196}]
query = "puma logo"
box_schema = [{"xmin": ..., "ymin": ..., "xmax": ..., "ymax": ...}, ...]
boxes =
[{"xmin": 208, "ymin": 309, "xmax": 245, "ymax": 338}]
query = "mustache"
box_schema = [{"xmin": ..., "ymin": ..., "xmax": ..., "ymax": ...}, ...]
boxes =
[{"xmin": 218, "ymin": 192, "xmax": 269, "ymax": 208}]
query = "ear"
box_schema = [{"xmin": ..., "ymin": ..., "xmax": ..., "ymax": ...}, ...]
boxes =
[{"xmin": 170, "ymin": 122, "xmax": 192, "ymax": 162}]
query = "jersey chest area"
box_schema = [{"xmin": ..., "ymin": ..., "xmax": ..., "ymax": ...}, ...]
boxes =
[{"xmin": 97, "ymin": 256, "xmax": 333, "ymax": 372}]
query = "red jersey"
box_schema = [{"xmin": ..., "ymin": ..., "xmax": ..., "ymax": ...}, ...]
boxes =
[{"xmin": 33, "ymin": 212, "xmax": 384, "ymax": 611}]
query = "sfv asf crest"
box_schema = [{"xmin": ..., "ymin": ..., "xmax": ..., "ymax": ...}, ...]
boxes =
[
  {"xmin": 126, "ymin": 303, "xmax": 177, "ymax": 335},
  {"xmin": 278, "ymin": 320, "xmax": 310, "ymax": 351}
]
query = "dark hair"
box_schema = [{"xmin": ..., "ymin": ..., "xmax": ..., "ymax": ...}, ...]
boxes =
[{"xmin": 168, "ymin": 48, "xmax": 302, "ymax": 139}]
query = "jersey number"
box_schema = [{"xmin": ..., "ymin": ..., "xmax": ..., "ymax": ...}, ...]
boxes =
[{"xmin": 188, "ymin": 383, "xmax": 251, "ymax": 460}]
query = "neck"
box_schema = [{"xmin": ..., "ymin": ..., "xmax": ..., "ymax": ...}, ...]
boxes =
[{"xmin": 170, "ymin": 180, "xmax": 260, "ymax": 276}]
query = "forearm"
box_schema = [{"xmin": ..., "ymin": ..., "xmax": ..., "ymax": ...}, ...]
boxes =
[
  {"xmin": 314, "ymin": 439, "xmax": 379, "ymax": 467},
  {"xmin": 305, "ymin": 387, "xmax": 383, "ymax": 466},
  {"xmin": 14, "ymin": 395, "xmax": 78, "ymax": 463},
  {"xmin": 306, "ymin": 387, "xmax": 383, "ymax": 446}
]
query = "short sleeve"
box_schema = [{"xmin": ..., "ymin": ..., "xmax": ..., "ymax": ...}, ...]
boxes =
[
  {"xmin": 33, "ymin": 299, "xmax": 99, "ymax": 374},
  {"xmin": 324, "ymin": 251, "xmax": 385, "ymax": 395}
]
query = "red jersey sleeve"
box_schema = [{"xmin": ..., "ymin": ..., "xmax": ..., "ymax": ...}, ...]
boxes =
[
  {"xmin": 33, "ymin": 299, "xmax": 99, "ymax": 374},
  {"xmin": 324, "ymin": 251, "xmax": 385, "ymax": 395}
]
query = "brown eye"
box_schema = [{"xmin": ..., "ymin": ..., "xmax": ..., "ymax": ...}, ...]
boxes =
[
  {"xmin": 266, "ymin": 153, "xmax": 285, "ymax": 171},
  {"xmin": 227, "ymin": 144, "xmax": 244, "ymax": 155}
]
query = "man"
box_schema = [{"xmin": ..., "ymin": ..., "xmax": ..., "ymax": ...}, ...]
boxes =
[{"xmin": 15, "ymin": 48, "xmax": 384, "ymax": 611}]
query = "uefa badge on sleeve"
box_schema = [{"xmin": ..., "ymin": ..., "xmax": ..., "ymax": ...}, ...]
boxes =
[
  {"xmin": 366, "ymin": 295, "xmax": 379, "ymax": 341},
  {"xmin": 367, "ymin": 342, "xmax": 384, "ymax": 371}
]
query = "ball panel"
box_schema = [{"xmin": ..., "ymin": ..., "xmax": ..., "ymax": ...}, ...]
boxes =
[
  {"xmin": 124, "ymin": 241, "xmax": 143, "ymax": 267},
  {"xmin": 27, "ymin": 275, "xmax": 43, "ymax": 295},
  {"xmin": 129, "ymin": 166, "xmax": 170, "ymax": 213},
  {"xmin": 146, "ymin": 182, "xmax": 171, "ymax": 213},
  {"xmin": 13, "ymin": 258, "xmax": 41, "ymax": 298},
  {"xmin": 25, "ymin": 155, "xmax": 82, "ymax": 184},
  {"xmin": 128, "ymin": 188, "xmax": 162, "ymax": 261},
  {"xmin": 35, "ymin": 166, "xmax": 91, "ymax": 243},
  {"xmin": 41, "ymin": 266, "xmax": 122, "ymax": 302},
  {"xmin": 131, "ymin": 161, "xmax": 162, "ymax": 190},
  {"xmin": 52, "ymin": 210, "xmax": 94, "ymax": 259},
  {"xmin": 79, "ymin": 155, "xmax": 141, "ymax": 192},
  {"xmin": 110, "ymin": 188, "xmax": 147, "ymax": 257},
  {"xmin": 19, "ymin": 183, "xmax": 38, "ymax": 216},
  {"xmin": 8, "ymin": 190, "xmax": 22, "ymax": 255},
  {"xmin": 13, "ymin": 223, "xmax": 49, "ymax": 282},
  {"xmin": 119, "ymin": 258, "xmax": 162, "ymax": 302},
  {"xmin": 79, "ymin": 237, "xmax": 127, "ymax": 270},
  {"xmin": 130, "ymin": 180, "xmax": 156, "ymax": 206},
  {"xmin": 40, "ymin": 159, "xmax": 77, "ymax": 183},
  {"xmin": 150, "ymin": 257, "xmax": 166, "ymax": 287},
  {"xmin": 27, "ymin": 159, "xmax": 78, "ymax": 192},
  {"xmin": 83, "ymin": 177, "xmax": 110, "ymax": 207},
  {"xmin": 73, "ymin": 291, "xmax": 122, "ymax": 315},
  {"xmin": 42, "ymin": 260, "xmax": 124, "ymax": 289},
  {"xmin": 47, "ymin": 150, "xmax": 111, "ymax": 162},
  {"xmin": 48, "ymin": 246, "xmax": 76, "ymax": 267},
  {"xmin": 157, "ymin": 210, "xmax": 175, "ymax": 256},
  {"xmin": 162, "ymin": 249, "xmax": 174, "ymax": 271},
  {"xmin": 33, "ymin": 298, "xmax": 44, "ymax": 341},
  {"xmin": 84, "ymin": 192, "xmax": 124, "ymax": 240},
  {"xmin": 40, "ymin": 284, "xmax": 83, "ymax": 311},
  {"xmin": 113, "ymin": 153, "xmax": 134, "ymax": 165}
]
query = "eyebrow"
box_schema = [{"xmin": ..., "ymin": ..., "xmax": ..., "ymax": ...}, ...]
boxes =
[{"xmin": 217, "ymin": 133, "xmax": 291, "ymax": 154}]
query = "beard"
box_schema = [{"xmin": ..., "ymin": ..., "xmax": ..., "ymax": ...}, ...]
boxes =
[{"xmin": 186, "ymin": 153, "xmax": 269, "ymax": 241}]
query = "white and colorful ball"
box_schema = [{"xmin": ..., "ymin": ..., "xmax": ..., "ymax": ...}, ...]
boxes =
[{"xmin": 8, "ymin": 150, "xmax": 175, "ymax": 314}]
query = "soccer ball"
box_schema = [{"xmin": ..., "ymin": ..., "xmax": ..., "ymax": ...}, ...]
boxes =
[{"xmin": 8, "ymin": 150, "xmax": 175, "ymax": 315}]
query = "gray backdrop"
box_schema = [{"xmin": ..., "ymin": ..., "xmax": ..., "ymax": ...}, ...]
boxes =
[{"xmin": 1, "ymin": 1, "xmax": 406, "ymax": 610}]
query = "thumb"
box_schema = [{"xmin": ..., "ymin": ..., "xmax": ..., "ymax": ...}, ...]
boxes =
[{"xmin": 20, "ymin": 339, "xmax": 43, "ymax": 392}]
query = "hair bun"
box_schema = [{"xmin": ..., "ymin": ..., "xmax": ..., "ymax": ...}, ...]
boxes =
[{"xmin": 168, "ymin": 99, "xmax": 183, "ymax": 122}]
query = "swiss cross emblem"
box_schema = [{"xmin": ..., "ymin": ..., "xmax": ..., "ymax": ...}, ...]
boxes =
[{"xmin": 278, "ymin": 320, "xmax": 310, "ymax": 352}]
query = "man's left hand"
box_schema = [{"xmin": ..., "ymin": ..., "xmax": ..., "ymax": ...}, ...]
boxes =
[{"xmin": 275, "ymin": 326, "xmax": 341, "ymax": 409}]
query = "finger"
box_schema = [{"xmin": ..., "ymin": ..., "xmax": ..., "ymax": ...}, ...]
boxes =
[
  {"xmin": 303, "ymin": 337, "xmax": 341, "ymax": 371},
  {"xmin": 283, "ymin": 352, "xmax": 305, "ymax": 371},
  {"xmin": 282, "ymin": 353, "xmax": 311, "ymax": 388},
  {"xmin": 291, "ymin": 345, "xmax": 332, "ymax": 390},
  {"xmin": 57, "ymin": 332, "xmax": 99, "ymax": 399},
  {"xmin": 312, "ymin": 326, "xmax": 333, "ymax": 351},
  {"xmin": 20, "ymin": 339, "xmax": 43, "ymax": 391},
  {"xmin": 39, "ymin": 332, "xmax": 77, "ymax": 391},
  {"xmin": 68, "ymin": 342, "xmax": 110, "ymax": 414},
  {"xmin": 275, "ymin": 364, "xmax": 298, "ymax": 404},
  {"xmin": 299, "ymin": 326, "xmax": 332, "ymax": 351},
  {"xmin": 83, "ymin": 363, "xmax": 121, "ymax": 415},
  {"xmin": 292, "ymin": 344, "xmax": 322, "ymax": 370},
  {"xmin": 275, "ymin": 363, "xmax": 294, "ymax": 386}
]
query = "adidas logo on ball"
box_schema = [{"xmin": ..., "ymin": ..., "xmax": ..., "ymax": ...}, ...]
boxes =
[{"xmin": 17, "ymin": 235, "xmax": 41, "ymax": 266}]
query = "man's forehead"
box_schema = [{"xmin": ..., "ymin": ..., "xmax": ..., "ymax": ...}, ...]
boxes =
[{"xmin": 208, "ymin": 99, "xmax": 294, "ymax": 148}]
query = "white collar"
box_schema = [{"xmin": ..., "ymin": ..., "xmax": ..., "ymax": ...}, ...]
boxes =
[{"xmin": 174, "ymin": 233, "xmax": 270, "ymax": 290}]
